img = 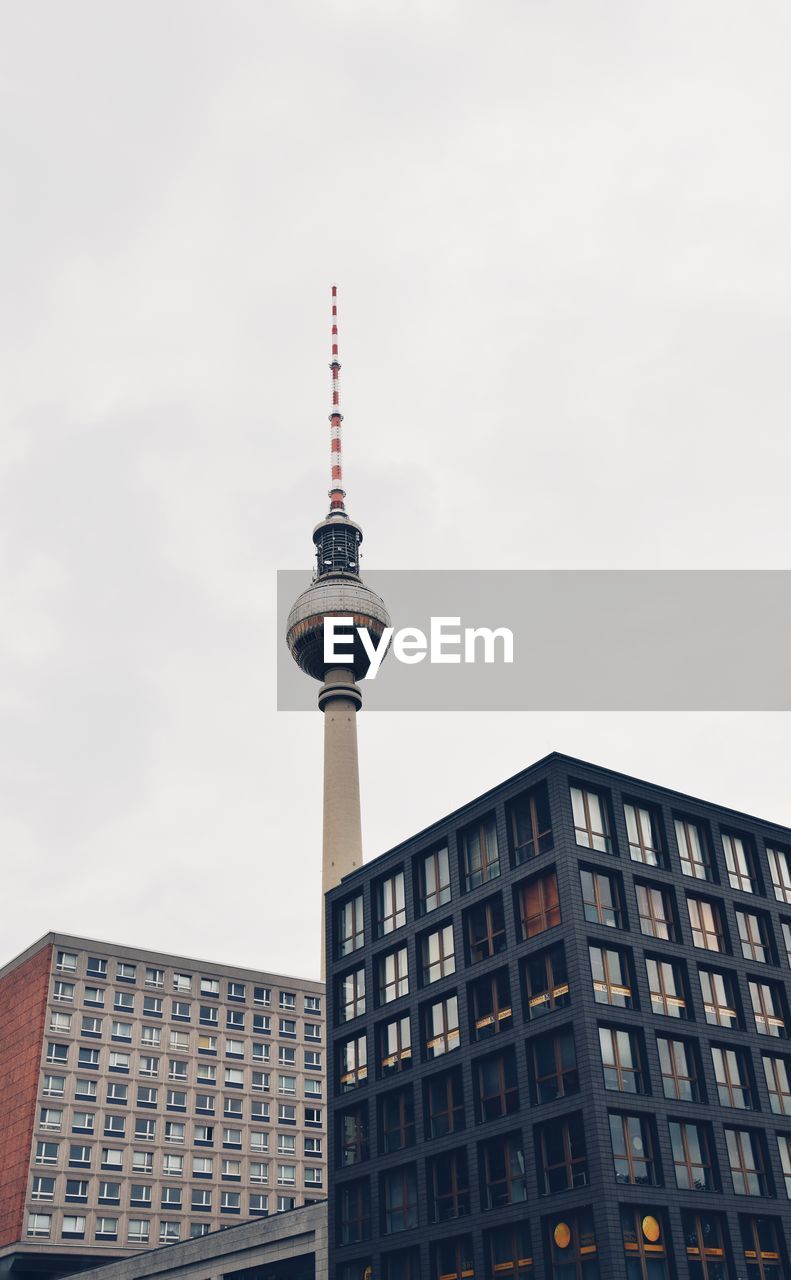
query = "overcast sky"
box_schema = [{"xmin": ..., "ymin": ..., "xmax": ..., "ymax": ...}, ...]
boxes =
[{"xmin": 2, "ymin": 1, "xmax": 791, "ymax": 980}]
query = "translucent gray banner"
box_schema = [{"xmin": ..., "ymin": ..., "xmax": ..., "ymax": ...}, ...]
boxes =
[{"xmin": 276, "ymin": 570, "xmax": 791, "ymax": 711}]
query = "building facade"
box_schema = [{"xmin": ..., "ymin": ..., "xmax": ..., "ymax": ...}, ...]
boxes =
[
  {"xmin": 325, "ymin": 752, "xmax": 791, "ymax": 1280},
  {"xmin": 0, "ymin": 934, "xmax": 326, "ymax": 1280}
]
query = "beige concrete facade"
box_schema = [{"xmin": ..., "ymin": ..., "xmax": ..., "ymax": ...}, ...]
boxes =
[{"xmin": 0, "ymin": 934, "xmax": 325, "ymax": 1269}]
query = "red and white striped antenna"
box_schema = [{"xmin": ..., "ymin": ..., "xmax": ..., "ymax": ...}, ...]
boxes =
[{"xmin": 328, "ymin": 284, "xmax": 346, "ymax": 512}]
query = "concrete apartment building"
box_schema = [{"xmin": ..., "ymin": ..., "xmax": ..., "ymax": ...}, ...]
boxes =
[
  {"xmin": 326, "ymin": 752, "xmax": 791, "ymax": 1280},
  {"xmin": 0, "ymin": 933, "xmax": 326, "ymax": 1280}
]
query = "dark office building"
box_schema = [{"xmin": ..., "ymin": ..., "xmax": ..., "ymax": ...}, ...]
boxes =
[{"xmin": 325, "ymin": 752, "xmax": 791, "ymax": 1280}]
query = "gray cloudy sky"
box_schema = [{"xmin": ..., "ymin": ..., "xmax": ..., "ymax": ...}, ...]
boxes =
[{"xmin": 2, "ymin": 1, "xmax": 791, "ymax": 980}]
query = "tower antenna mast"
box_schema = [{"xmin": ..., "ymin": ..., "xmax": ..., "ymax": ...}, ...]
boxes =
[{"xmin": 329, "ymin": 284, "xmax": 346, "ymax": 512}]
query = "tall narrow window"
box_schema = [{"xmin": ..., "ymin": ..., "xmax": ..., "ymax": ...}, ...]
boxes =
[
  {"xmin": 423, "ymin": 1066, "xmax": 465, "ymax": 1140},
  {"xmin": 687, "ymin": 897, "xmax": 726, "ymax": 952},
  {"xmin": 417, "ymin": 847, "xmax": 451, "ymax": 915},
  {"xmin": 546, "ymin": 1211, "xmax": 598, "ymax": 1279},
  {"xmin": 621, "ymin": 1208, "xmax": 669, "ymax": 1280},
  {"xmin": 480, "ymin": 1133, "xmax": 527, "ymax": 1208},
  {"xmin": 699, "ymin": 967, "xmax": 740, "ymax": 1029},
  {"xmin": 469, "ymin": 969, "xmax": 513, "ymax": 1040},
  {"xmin": 682, "ymin": 1211, "xmax": 730, "ymax": 1280},
  {"xmin": 635, "ymin": 882, "xmax": 675, "ymax": 941},
  {"xmin": 580, "ymin": 868, "xmax": 621, "ymax": 928},
  {"xmin": 431, "ymin": 1237, "xmax": 475, "ymax": 1280},
  {"xmin": 475, "ymin": 1048, "xmax": 519, "ymax": 1123},
  {"xmin": 711, "ymin": 1046, "xmax": 753, "ymax": 1109},
  {"xmin": 420, "ymin": 923, "xmax": 455, "ymax": 985},
  {"xmin": 460, "ymin": 814, "xmax": 500, "ymax": 891},
  {"xmin": 570, "ymin": 785, "xmax": 612, "ymax": 852},
  {"xmin": 337, "ymin": 895, "xmax": 365, "ymax": 958},
  {"xmin": 338, "ymin": 968, "xmax": 366, "ymax": 1023},
  {"xmin": 428, "ymin": 1148, "xmax": 470, "ymax": 1222},
  {"xmin": 538, "ymin": 1114, "xmax": 589, "ymax": 1193},
  {"xmin": 338, "ymin": 1178, "xmax": 371, "ymax": 1245},
  {"xmin": 377, "ymin": 948, "xmax": 409, "ymax": 1006},
  {"xmin": 669, "ymin": 1120, "xmax": 717, "ymax": 1191},
  {"xmin": 657, "ymin": 1037, "xmax": 701, "ymax": 1102},
  {"xmin": 740, "ymin": 1216, "xmax": 786, "ymax": 1280},
  {"xmin": 378, "ymin": 1016, "xmax": 412, "ymax": 1077},
  {"xmin": 423, "ymin": 995, "xmax": 460, "ymax": 1059},
  {"xmin": 382, "ymin": 1164, "xmax": 418, "ymax": 1234},
  {"xmin": 337, "ymin": 1104, "xmax": 369, "ymax": 1167},
  {"xmin": 509, "ymin": 782, "xmax": 553, "ymax": 865},
  {"xmin": 530, "ymin": 1027, "xmax": 579, "ymax": 1103},
  {"xmin": 646, "ymin": 957, "xmax": 687, "ymax": 1019},
  {"xmin": 523, "ymin": 944, "xmax": 570, "ymax": 1019},
  {"xmin": 337, "ymin": 1035, "xmax": 367, "ymax": 1092},
  {"xmin": 465, "ymin": 895, "xmax": 507, "ymax": 965},
  {"xmin": 589, "ymin": 945, "xmax": 633, "ymax": 1008},
  {"xmin": 675, "ymin": 817, "xmax": 713, "ymax": 881},
  {"xmin": 624, "ymin": 801, "xmax": 664, "ymax": 866},
  {"xmin": 598, "ymin": 1026, "xmax": 644, "ymax": 1093},
  {"xmin": 776, "ymin": 1135, "xmax": 791, "ymax": 1199},
  {"xmin": 767, "ymin": 845, "xmax": 791, "ymax": 904},
  {"xmin": 484, "ymin": 1224, "xmax": 534, "ymax": 1278},
  {"xmin": 376, "ymin": 871, "xmax": 406, "ymax": 938},
  {"xmin": 518, "ymin": 869, "xmax": 561, "ymax": 938},
  {"xmin": 725, "ymin": 1129, "xmax": 768, "ymax": 1196},
  {"xmin": 737, "ymin": 911, "xmax": 772, "ymax": 965},
  {"xmin": 379, "ymin": 1087, "xmax": 415, "ymax": 1155},
  {"xmin": 749, "ymin": 980, "xmax": 787, "ymax": 1037},
  {"xmin": 609, "ymin": 1114, "xmax": 658, "ymax": 1185},
  {"xmin": 762, "ymin": 1054, "xmax": 791, "ymax": 1116},
  {"xmin": 722, "ymin": 833, "xmax": 758, "ymax": 894}
]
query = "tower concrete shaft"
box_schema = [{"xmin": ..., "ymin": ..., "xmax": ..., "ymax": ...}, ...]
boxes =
[{"xmin": 318, "ymin": 668, "xmax": 363, "ymax": 973}]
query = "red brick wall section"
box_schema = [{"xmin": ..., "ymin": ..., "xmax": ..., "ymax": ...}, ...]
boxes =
[{"xmin": 0, "ymin": 944, "xmax": 52, "ymax": 1247}]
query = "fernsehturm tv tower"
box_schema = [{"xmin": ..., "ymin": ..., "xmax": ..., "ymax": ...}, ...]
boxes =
[{"xmin": 286, "ymin": 288, "xmax": 390, "ymax": 973}]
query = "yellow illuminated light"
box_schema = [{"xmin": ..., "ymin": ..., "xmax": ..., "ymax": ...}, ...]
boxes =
[
  {"xmin": 642, "ymin": 1216, "xmax": 661, "ymax": 1243},
  {"xmin": 554, "ymin": 1223, "xmax": 571, "ymax": 1249}
]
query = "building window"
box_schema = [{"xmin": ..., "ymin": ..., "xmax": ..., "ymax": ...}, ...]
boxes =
[
  {"xmin": 518, "ymin": 868, "xmax": 561, "ymax": 938},
  {"xmin": 580, "ymin": 867, "xmax": 621, "ymax": 928},
  {"xmin": 469, "ymin": 969, "xmax": 513, "ymax": 1040},
  {"xmin": 337, "ymin": 894, "xmax": 365, "ymax": 957},
  {"xmin": 516, "ymin": 951, "xmax": 566, "ymax": 1032},
  {"xmin": 782, "ymin": 920, "xmax": 791, "ymax": 968},
  {"xmin": 763, "ymin": 1054, "xmax": 791, "ymax": 1116},
  {"xmin": 687, "ymin": 896, "xmax": 727, "ymax": 952},
  {"xmin": 377, "ymin": 947, "xmax": 409, "ymax": 1006},
  {"xmin": 376, "ymin": 870, "xmax": 406, "ymax": 937},
  {"xmin": 420, "ymin": 923, "xmax": 455, "ymax": 985},
  {"xmin": 645, "ymin": 956, "xmax": 687, "ymax": 1018},
  {"xmin": 598, "ymin": 1026, "xmax": 645, "ymax": 1093},
  {"xmin": 56, "ymin": 950, "xmax": 78, "ymax": 972},
  {"xmin": 657, "ymin": 1035, "xmax": 702, "ymax": 1102},
  {"xmin": 127, "ymin": 1220, "xmax": 150, "ymax": 1245},
  {"xmin": 749, "ymin": 979, "xmax": 787, "ymax": 1037},
  {"xmin": 53, "ymin": 980, "xmax": 74, "ymax": 1002},
  {"xmin": 768, "ymin": 845, "xmax": 791, "ymax": 904},
  {"xmin": 530, "ymin": 1026, "xmax": 579, "ymax": 1103},
  {"xmin": 669, "ymin": 1120, "xmax": 717, "ymax": 1191},
  {"xmin": 95, "ymin": 1217, "xmax": 118, "ymax": 1241},
  {"xmin": 538, "ymin": 1114, "xmax": 589, "ymax": 1193},
  {"xmin": 484, "ymin": 1224, "xmax": 534, "ymax": 1278},
  {"xmin": 726, "ymin": 1129, "xmax": 769, "ymax": 1196},
  {"xmin": 480, "ymin": 1132, "xmax": 527, "ymax": 1209},
  {"xmin": 35, "ymin": 1142, "xmax": 59, "ymax": 1166},
  {"xmin": 712, "ymin": 1045, "xmax": 754, "ymax": 1109},
  {"xmin": 571, "ymin": 784, "xmax": 612, "ymax": 852},
  {"xmin": 87, "ymin": 957, "xmax": 108, "ymax": 979},
  {"xmin": 428, "ymin": 1148, "xmax": 471, "ymax": 1221},
  {"xmin": 737, "ymin": 911, "xmax": 773, "ymax": 964},
  {"xmin": 338, "ymin": 1034, "xmax": 367, "ymax": 1092},
  {"xmin": 423, "ymin": 994, "xmax": 460, "ymax": 1059},
  {"xmin": 27, "ymin": 1214, "xmax": 52, "ymax": 1238},
  {"xmin": 382, "ymin": 1165, "xmax": 418, "ymax": 1234},
  {"xmin": 676, "ymin": 816, "xmax": 714, "ymax": 881},
  {"xmin": 63, "ymin": 1216, "xmax": 87, "ymax": 1242},
  {"xmin": 338, "ymin": 967, "xmax": 366, "ymax": 1023},
  {"xmin": 379, "ymin": 1086, "xmax": 415, "ymax": 1154},
  {"xmin": 739, "ymin": 1216, "xmax": 786, "ymax": 1280},
  {"xmin": 378, "ymin": 1015, "xmax": 412, "ymax": 1076},
  {"xmin": 590, "ymin": 944, "xmax": 633, "ymax": 1008},
  {"xmin": 509, "ymin": 782, "xmax": 553, "ymax": 866},
  {"xmin": 683, "ymin": 1211, "xmax": 729, "ymax": 1280},
  {"xmin": 465, "ymin": 895, "xmax": 507, "ymax": 965},
  {"xmin": 775, "ymin": 1135, "xmax": 791, "ymax": 1199},
  {"xmin": 624, "ymin": 801, "xmax": 665, "ymax": 865},
  {"xmin": 430, "ymin": 1235, "xmax": 475, "ymax": 1280},
  {"xmin": 620, "ymin": 1207, "xmax": 669, "ymax": 1280},
  {"xmin": 635, "ymin": 882, "xmax": 676, "ymax": 941},
  {"xmin": 610, "ymin": 1114, "xmax": 658, "ymax": 1186},
  {"xmin": 382, "ymin": 1248, "xmax": 421, "ymax": 1280},
  {"xmin": 723, "ymin": 833, "xmax": 758, "ymax": 894},
  {"xmin": 416, "ymin": 846, "xmax": 451, "ymax": 915},
  {"xmin": 424, "ymin": 1065, "xmax": 465, "ymax": 1139},
  {"xmin": 31, "ymin": 1177, "xmax": 55, "ymax": 1202},
  {"xmin": 475, "ymin": 1048, "xmax": 519, "ymax": 1122},
  {"xmin": 460, "ymin": 813, "xmax": 501, "ymax": 891},
  {"xmin": 700, "ymin": 966, "xmax": 740, "ymax": 1028}
]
